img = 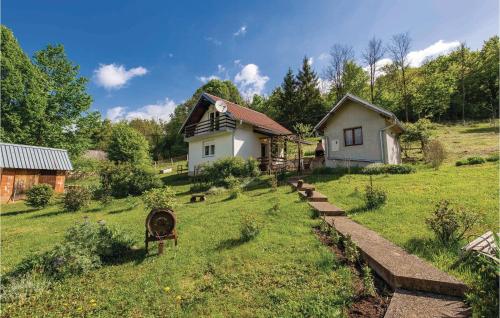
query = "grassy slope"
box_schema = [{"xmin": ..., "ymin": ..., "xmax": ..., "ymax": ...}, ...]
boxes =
[
  {"xmin": 305, "ymin": 121, "xmax": 499, "ymax": 285},
  {"xmin": 1, "ymin": 176, "xmax": 353, "ymax": 317}
]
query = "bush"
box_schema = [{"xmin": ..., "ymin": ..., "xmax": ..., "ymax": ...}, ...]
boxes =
[
  {"xmin": 364, "ymin": 185, "xmax": 387, "ymax": 210},
  {"xmin": 425, "ymin": 200, "xmax": 482, "ymax": 244},
  {"xmin": 142, "ymin": 187, "xmax": 177, "ymax": 211},
  {"xmin": 361, "ymin": 163, "xmax": 415, "ymax": 175},
  {"xmin": 362, "ymin": 265, "xmax": 376, "ymax": 297},
  {"xmin": 9, "ymin": 221, "xmax": 134, "ymax": 281},
  {"xmin": 107, "ymin": 123, "xmax": 150, "ymax": 164},
  {"xmin": 329, "ymin": 227, "xmax": 341, "ymax": 245},
  {"xmin": 486, "ymin": 153, "xmax": 499, "ymax": 162},
  {"xmin": 198, "ymin": 157, "xmax": 260, "ymax": 186},
  {"xmin": 223, "ymin": 175, "xmax": 241, "ymax": 189},
  {"xmin": 456, "ymin": 156, "xmax": 487, "ymax": 166},
  {"xmin": 25, "ymin": 184, "xmax": 53, "ymax": 209},
  {"xmin": 99, "ymin": 162, "xmax": 162, "ymax": 198},
  {"xmin": 63, "ymin": 186, "xmax": 91, "ymax": 212},
  {"xmin": 343, "ymin": 235, "xmax": 359, "ymax": 264},
  {"xmin": 190, "ymin": 182, "xmax": 211, "ymax": 193},
  {"xmin": 228, "ymin": 187, "xmax": 242, "ymax": 200},
  {"xmin": 240, "ymin": 214, "xmax": 260, "ymax": 241},
  {"xmin": 424, "ymin": 139, "xmax": 447, "ymax": 169}
]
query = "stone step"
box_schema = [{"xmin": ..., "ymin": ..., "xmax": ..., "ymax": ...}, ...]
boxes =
[
  {"xmin": 384, "ymin": 289, "xmax": 470, "ymax": 318},
  {"xmin": 308, "ymin": 201, "xmax": 345, "ymax": 216},
  {"xmin": 324, "ymin": 216, "xmax": 467, "ymax": 297},
  {"xmin": 298, "ymin": 190, "xmax": 328, "ymax": 202}
]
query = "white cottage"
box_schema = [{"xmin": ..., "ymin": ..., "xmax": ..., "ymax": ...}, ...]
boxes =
[
  {"xmin": 179, "ymin": 93, "xmax": 292, "ymax": 175},
  {"xmin": 314, "ymin": 94, "xmax": 404, "ymax": 167}
]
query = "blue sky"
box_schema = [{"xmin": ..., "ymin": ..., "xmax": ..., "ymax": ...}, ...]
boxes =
[{"xmin": 3, "ymin": 0, "xmax": 498, "ymax": 121}]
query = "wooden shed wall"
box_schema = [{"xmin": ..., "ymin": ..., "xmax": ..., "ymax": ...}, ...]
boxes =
[{"xmin": 0, "ymin": 169, "xmax": 66, "ymax": 203}]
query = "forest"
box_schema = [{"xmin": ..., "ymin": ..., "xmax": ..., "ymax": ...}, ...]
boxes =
[{"xmin": 1, "ymin": 24, "xmax": 498, "ymax": 160}]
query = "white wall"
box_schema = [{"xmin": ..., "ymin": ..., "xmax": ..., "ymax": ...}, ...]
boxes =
[
  {"xmin": 188, "ymin": 132, "xmax": 234, "ymax": 174},
  {"xmin": 384, "ymin": 130, "xmax": 401, "ymax": 164},
  {"xmin": 323, "ymin": 101, "xmax": 386, "ymax": 167},
  {"xmin": 233, "ymin": 123, "xmax": 263, "ymax": 159}
]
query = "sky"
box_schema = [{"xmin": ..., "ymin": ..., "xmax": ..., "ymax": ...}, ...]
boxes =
[{"xmin": 3, "ymin": 0, "xmax": 498, "ymax": 122}]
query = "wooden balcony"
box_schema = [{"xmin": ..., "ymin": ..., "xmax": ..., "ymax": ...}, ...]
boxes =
[{"xmin": 184, "ymin": 113, "xmax": 236, "ymax": 138}]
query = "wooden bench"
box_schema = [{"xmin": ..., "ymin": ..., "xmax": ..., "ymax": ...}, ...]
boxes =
[{"xmin": 190, "ymin": 194, "xmax": 206, "ymax": 203}]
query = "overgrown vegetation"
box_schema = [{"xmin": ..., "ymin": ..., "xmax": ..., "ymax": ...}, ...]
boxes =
[
  {"xmin": 240, "ymin": 214, "xmax": 261, "ymax": 241},
  {"xmin": 424, "ymin": 139, "xmax": 447, "ymax": 169},
  {"xmin": 364, "ymin": 184, "xmax": 387, "ymax": 210},
  {"xmin": 25, "ymin": 184, "xmax": 53, "ymax": 209},
  {"xmin": 63, "ymin": 186, "xmax": 91, "ymax": 212},
  {"xmin": 198, "ymin": 157, "xmax": 260, "ymax": 187},
  {"xmin": 141, "ymin": 187, "xmax": 177, "ymax": 211},
  {"xmin": 425, "ymin": 200, "xmax": 482, "ymax": 245},
  {"xmin": 456, "ymin": 156, "xmax": 487, "ymax": 166},
  {"xmin": 99, "ymin": 162, "xmax": 162, "ymax": 198},
  {"xmin": 1, "ymin": 221, "xmax": 134, "ymax": 303},
  {"xmin": 361, "ymin": 163, "xmax": 415, "ymax": 175}
]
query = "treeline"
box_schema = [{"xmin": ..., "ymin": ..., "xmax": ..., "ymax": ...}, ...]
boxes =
[
  {"xmin": 247, "ymin": 33, "xmax": 499, "ymax": 128},
  {"xmin": 1, "ymin": 23, "xmax": 498, "ymax": 160}
]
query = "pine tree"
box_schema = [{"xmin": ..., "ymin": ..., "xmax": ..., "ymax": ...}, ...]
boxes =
[
  {"xmin": 296, "ymin": 56, "xmax": 325, "ymax": 127},
  {"xmin": 276, "ymin": 68, "xmax": 299, "ymax": 127}
]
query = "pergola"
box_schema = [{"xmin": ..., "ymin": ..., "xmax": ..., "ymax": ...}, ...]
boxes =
[{"xmin": 257, "ymin": 133, "xmax": 313, "ymax": 173}]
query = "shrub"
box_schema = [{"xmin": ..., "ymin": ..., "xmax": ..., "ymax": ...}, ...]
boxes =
[
  {"xmin": 319, "ymin": 220, "xmax": 329, "ymax": 233},
  {"xmin": 25, "ymin": 184, "xmax": 53, "ymax": 209},
  {"xmin": 240, "ymin": 214, "xmax": 260, "ymax": 241},
  {"xmin": 329, "ymin": 227, "xmax": 341, "ymax": 245},
  {"xmin": 424, "ymin": 139, "xmax": 447, "ymax": 169},
  {"xmin": 198, "ymin": 157, "xmax": 260, "ymax": 186},
  {"xmin": 455, "ymin": 159, "xmax": 468, "ymax": 166},
  {"xmin": 362, "ymin": 265, "xmax": 376, "ymax": 297},
  {"xmin": 364, "ymin": 185, "xmax": 387, "ymax": 210},
  {"xmin": 486, "ymin": 153, "xmax": 499, "ymax": 162},
  {"xmin": 361, "ymin": 163, "xmax": 415, "ymax": 175},
  {"xmin": 107, "ymin": 123, "xmax": 150, "ymax": 164},
  {"xmin": 63, "ymin": 186, "xmax": 91, "ymax": 212},
  {"xmin": 9, "ymin": 221, "xmax": 134, "ymax": 281},
  {"xmin": 401, "ymin": 118, "xmax": 433, "ymax": 150},
  {"xmin": 343, "ymin": 235, "xmax": 359, "ymax": 264},
  {"xmin": 228, "ymin": 187, "xmax": 242, "ymax": 200},
  {"xmin": 223, "ymin": 175, "xmax": 241, "ymax": 189},
  {"xmin": 463, "ymin": 246, "xmax": 499, "ymax": 317},
  {"xmin": 425, "ymin": 200, "xmax": 482, "ymax": 244},
  {"xmin": 190, "ymin": 182, "xmax": 211, "ymax": 193},
  {"xmin": 467, "ymin": 156, "xmax": 486, "ymax": 165},
  {"xmin": 99, "ymin": 162, "xmax": 161, "ymax": 198},
  {"xmin": 142, "ymin": 187, "xmax": 177, "ymax": 211},
  {"xmin": 268, "ymin": 201, "xmax": 281, "ymax": 215}
]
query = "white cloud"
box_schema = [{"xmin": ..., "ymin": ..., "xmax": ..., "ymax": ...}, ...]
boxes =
[
  {"xmin": 94, "ymin": 64, "xmax": 148, "ymax": 90},
  {"xmin": 318, "ymin": 52, "xmax": 329, "ymax": 61},
  {"xmin": 196, "ymin": 75, "xmax": 220, "ymax": 83},
  {"xmin": 317, "ymin": 78, "xmax": 331, "ymax": 94},
  {"xmin": 233, "ymin": 25, "xmax": 247, "ymax": 37},
  {"xmin": 217, "ymin": 64, "xmax": 226, "ymax": 73},
  {"xmin": 234, "ymin": 63, "xmax": 269, "ymax": 100},
  {"xmin": 106, "ymin": 98, "xmax": 177, "ymax": 122},
  {"xmin": 308, "ymin": 57, "xmax": 314, "ymax": 65},
  {"xmin": 234, "ymin": 59, "xmax": 241, "ymax": 65},
  {"xmin": 407, "ymin": 40, "xmax": 460, "ymax": 67},
  {"xmin": 204, "ymin": 36, "xmax": 222, "ymax": 46}
]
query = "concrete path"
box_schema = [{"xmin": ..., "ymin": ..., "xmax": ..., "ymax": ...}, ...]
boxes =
[
  {"xmin": 324, "ymin": 216, "xmax": 467, "ymax": 297},
  {"xmin": 298, "ymin": 190, "xmax": 328, "ymax": 202},
  {"xmin": 384, "ymin": 289, "xmax": 470, "ymax": 318},
  {"xmin": 308, "ymin": 201, "xmax": 345, "ymax": 216}
]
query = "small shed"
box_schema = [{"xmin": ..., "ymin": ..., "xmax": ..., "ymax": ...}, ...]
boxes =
[{"xmin": 0, "ymin": 143, "xmax": 73, "ymax": 203}]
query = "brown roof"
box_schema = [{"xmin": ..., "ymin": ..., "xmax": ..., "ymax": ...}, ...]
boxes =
[{"xmin": 198, "ymin": 93, "xmax": 292, "ymax": 135}]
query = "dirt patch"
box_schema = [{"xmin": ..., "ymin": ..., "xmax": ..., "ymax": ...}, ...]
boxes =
[{"xmin": 314, "ymin": 226, "xmax": 392, "ymax": 317}]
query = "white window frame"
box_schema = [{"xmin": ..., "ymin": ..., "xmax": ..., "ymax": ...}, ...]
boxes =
[{"xmin": 202, "ymin": 141, "xmax": 215, "ymax": 157}]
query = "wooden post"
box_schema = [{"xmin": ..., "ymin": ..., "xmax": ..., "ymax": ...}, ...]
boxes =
[
  {"xmin": 158, "ymin": 241, "xmax": 165, "ymax": 255},
  {"xmin": 268, "ymin": 137, "xmax": 272, "ymax": 173},
  {"xmin": 297, "ymin": 136, "xmax": 302, "ymax": 174}
]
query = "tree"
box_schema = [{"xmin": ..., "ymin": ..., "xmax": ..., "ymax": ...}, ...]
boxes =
[
  {"xmin": 458, "ymin": 42, "xmax": 468, "ymax": 123},
  {"xmin": 0, "ymin": 25, "xmax": 48, "ymax": 145},
  {"xmin": 0, "ymin": 26, "xmax": 96, "ymax": 156},
  {"xmin": 296, "ymin": 57, "xmax": 325, "ymax": 127},
  {"xmin": 342, "ymin": 61, "xmax": 369, "ymax": 99},
  {"xmin": 362, "ymin": 37, "xmax": 385, "ymax": 103},
  {"xmin": 128, "ymin": 118, "xmax": 165, "ymax": 160},
  {"xmin": 274, "ymin": 68, "xmax": 299, "ymax": 127},
  {"xmin": 387, "ymin": 32, "xmax": 412, "ymax": 121},
  {"xmin": 476, "ymin": 36, "xmax": 499, "ymax": 120},
  {"xmin": 324, "ymin": 44, "xmax": 354, "ymax": 103},
  {"xmin": 107, "ymin": 123, "xmax": 150, "ymax": 164}
]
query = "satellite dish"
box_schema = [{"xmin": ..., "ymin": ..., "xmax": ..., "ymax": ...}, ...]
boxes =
[{"xmin": 214, "ymin": 100, "xmax": 228, "ymax": 113}]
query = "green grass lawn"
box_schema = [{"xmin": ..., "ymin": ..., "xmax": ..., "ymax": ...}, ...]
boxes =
[
  {"xmin": 1, "ymin": 120, "xmax": 498, "ymax": 316},
  {"xmin": 1, "ymin": 176, "xmax": 355, "ymax": 317}
]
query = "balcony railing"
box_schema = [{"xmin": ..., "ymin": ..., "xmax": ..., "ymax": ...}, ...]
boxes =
[{"xmin": 184, "ymin": 113, "xmax": 236, "ymax": 138}]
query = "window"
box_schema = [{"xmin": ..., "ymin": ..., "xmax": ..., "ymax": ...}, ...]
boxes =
[
  {"xmin": 344, "ymin": 127, "xmax": 363, "ymax": 146},
  {"xmin": 203, "ymin": 142, "xmax": 215, "ymax": 157}
]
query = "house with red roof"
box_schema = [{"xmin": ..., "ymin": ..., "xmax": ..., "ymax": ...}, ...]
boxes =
[{"xmin": 179, "ymin": 92, "xmax": 292, "ymax": 175}]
